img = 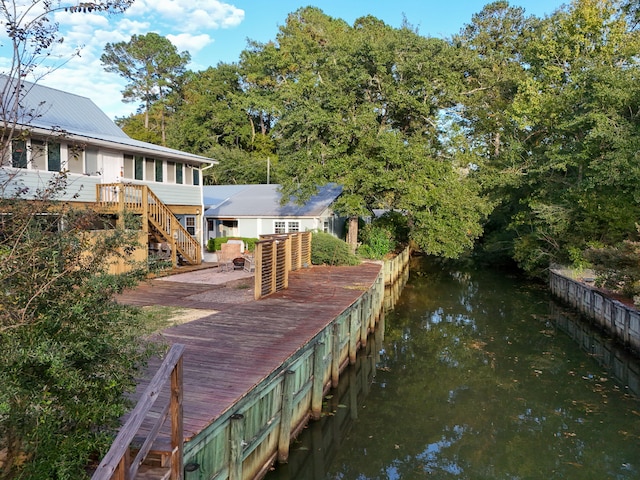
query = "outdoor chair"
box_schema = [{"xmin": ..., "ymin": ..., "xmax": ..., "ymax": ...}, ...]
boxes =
[
  {"xmin": 243, "ymin": 253, "xmax": 255, "ymax": 273},
  {"xmin": 219, "ymin": 242, "xmax": 242, "ymax": 272}
]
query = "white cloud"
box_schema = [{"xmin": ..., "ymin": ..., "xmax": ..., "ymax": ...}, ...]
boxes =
[
  {"xmin": 166, "ymin": 33, "xmax": 212, "ymax": 55},
  {"xmin": 0, "ymin": 0, "xmax": 247, "ymax": 122},
  {"xmin": 125, "ymin": 0, "xmax": 244, "ymax": 32}
]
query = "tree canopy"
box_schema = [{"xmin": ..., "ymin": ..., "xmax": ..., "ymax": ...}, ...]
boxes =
[
  {"xmin": 119, "ymin": 0, "xmax": 640, "ymax": 275},
  {"xmin": 101, "ymin": 32, "xmax": 191, "ymax": 144}
]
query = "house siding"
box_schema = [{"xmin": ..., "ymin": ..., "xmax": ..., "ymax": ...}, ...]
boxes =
[
  {"xmin": 0, "ymin": 168, "xmax": 101, "ymax": 203},
  {"xmin": 0, "ymin": 169, "xmax": 202, "ymax": 207}
]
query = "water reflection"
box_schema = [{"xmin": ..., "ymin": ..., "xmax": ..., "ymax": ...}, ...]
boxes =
[{"xmin": 266, "ymin": 259, "xmax": 640, "ymax": 480}]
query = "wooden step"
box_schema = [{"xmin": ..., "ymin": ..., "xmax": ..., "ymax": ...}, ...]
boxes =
[{"xmin": 134, "ymin": 464, "xmax": 171, "ymax": 480}]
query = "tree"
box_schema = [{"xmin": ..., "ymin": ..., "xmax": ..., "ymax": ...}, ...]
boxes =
[
  {"xmin": 264, "ymin": 8, "xmax": 489, "ymax": 253},
  {"xmin": 0, "ymin": 177, "xmax": 155, "ymax": 479},
  {"xmin": 457, "ymin": 0, "xmax": 640, "ymax": 274},
  {"xmin": 202, "ymin": 144, "xmax": 279, "ymax": 185},
  {"xmin": 101, "ymin": 32, "xmax": 191, "ymax": 145},
  {"xmin": 0, "ymin": 2, "xmax": 155, "ymax": 478},
  {"xmin": 166, "ymin": 65, "xmax": 254, "ymax": 152},
  {"xmin": 507, "ymin": 0, "xmax": 640, "ymax": 273}
]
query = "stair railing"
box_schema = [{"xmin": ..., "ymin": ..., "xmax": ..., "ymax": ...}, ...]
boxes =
[{"xmin": 92, "ymin": 344, "xmax": 185, "ymax": 480}]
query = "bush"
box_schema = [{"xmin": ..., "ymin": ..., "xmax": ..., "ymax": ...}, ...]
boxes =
[
  {"xmin": 0, "ymin": 174, "xmax": 154, "ymax": 478},
  {"xmin": 208, "ymin": 236, "xmax": 258, "ymax": 252},
  {"xmin": 357, "ymin": 211, "xmax": 409, "ymax": 260},
  {"xmin": 311, "ymin": 231, "xmax": 360, "ymax": 266},
  {"xmin": 358, "ymin": 225, "xmax": 395, "ymax": 260},
  {"xmin": 370, "ymin": 211, "xmax": 410, "ymax": 245},
  {"xmin": 585, "ymin": 240, "xmax": 640, "ymax": 304}
]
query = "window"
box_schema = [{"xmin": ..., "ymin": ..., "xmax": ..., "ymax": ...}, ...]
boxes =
[
  {"xmin": 155, "ymin": 159, "xmax": 163, "ymax": 182},
  {"xmin": 274, "ymin": 221, "xmax": 286, "ymax": 234},
  {"xmin": 12, "ymin": 140, "xmax": 27, "ymax": 168},
  {"xmin": 123, "ymin": 155, "xmax": 134, "ymax": 178},
  {"xmin": 67, "ymin": 148, "xmax": 83, "ymax": 174},
  {"xmin": 135, "ymin": 156, "xmax": 144, "ymax": 180},
  {"xmin": 176, "ymin": 163, "xmax": 183, "ymax": 184},
  {"xmin": 288, "ymin": 221, "xmax": 300, "ymax": 233},
  {"xmin": 193, "ymin": 168, "xmax": 200, "ymax": 186},
  {"xmin": 31, "ymin": 140, "xmax": 46, "ymax": 170},
  {"xmin": 48, "ymin": 143, "xmax": 61, "ymax": 172},
  {"xmin": 323, "ymin": 220, "xmax": 329, "ymax": 233},
  {"xmin": 145, "ymin": 158, "xmax": 155, "ymax": 180},
  {"xmin": 185, "ymin": 216, "xmax": 195, "ymax": 235},
  {"xmin": 274, "ymin": 220, "xmax": 299, "ymax": 234}
]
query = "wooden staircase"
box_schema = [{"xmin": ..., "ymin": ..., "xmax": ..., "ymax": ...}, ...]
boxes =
[{"xmin": 96, "ymin": 183, "xmax": 201, "ymax": 266}]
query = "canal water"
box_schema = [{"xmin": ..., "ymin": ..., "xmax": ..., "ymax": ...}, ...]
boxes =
[{"xmin": 266, "ymin": 257, "xmax": 640, "ymax": 479}]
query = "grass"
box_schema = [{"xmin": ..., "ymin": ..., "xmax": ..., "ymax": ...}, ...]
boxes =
[{"xmin": 139, "ymin": 305, "xmax": 210, "ymax": 333}]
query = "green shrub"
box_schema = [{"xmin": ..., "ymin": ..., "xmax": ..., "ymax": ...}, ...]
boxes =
[
  {"xmin": 208, "ymin": 236, "xmax": 257, "ymax": 252},
  {"xmin": 311, "ymin": 231, "xmax": 360, "ymax": 266},
  {"xmin": 358, "ymin": 225, "xmax": 395, "ymax": 259},
  {"xmin": 0, "ymin": 175, "xmax": 155, "ymax": 478},
  {"xmin": 370, "ymin": 211, "xmax": 410, "ymax": 245}
]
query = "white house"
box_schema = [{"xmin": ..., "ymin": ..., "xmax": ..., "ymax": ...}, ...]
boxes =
[
  {"xmin": 0, "ymin": 76, "xmax": 214, "ymax": 266},
  {"xmin": 203, "ymin": 184, "xmax": 345, "ymax": 241}
]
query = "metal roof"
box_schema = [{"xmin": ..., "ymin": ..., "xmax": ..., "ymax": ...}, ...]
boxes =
[
  {"xmin": 203, "ymin": 184, "xmax": 342, "ymax": 217},
  {"xmin": 2, "ymin": 76, "xmax": 213, "ymax": 164}
]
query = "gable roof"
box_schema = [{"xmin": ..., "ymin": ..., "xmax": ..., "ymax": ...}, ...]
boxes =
[
  {"xmin": 203, "ymin": 184, "xmax": 342, "ymax": 218},
  {"xmin": 1, "ymin": 76, "xmax": 213, "ymax": 165}
]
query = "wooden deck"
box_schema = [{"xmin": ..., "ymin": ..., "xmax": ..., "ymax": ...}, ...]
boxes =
[{"xmin": 117, "ymin": 263, "xmax": 383, "ymax": 449}]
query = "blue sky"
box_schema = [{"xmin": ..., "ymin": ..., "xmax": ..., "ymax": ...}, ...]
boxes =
[{"xmin": 0, "ymin": 0, "xmax": 568, "ymax": 120}]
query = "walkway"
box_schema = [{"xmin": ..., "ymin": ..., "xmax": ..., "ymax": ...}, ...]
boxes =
[{"xmin": 116, "ymin": 263, "xmax": 383, "ymax": 452}]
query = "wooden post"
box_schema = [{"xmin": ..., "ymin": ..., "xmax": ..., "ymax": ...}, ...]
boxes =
[
  {"xmin": 141, "ymin": 185, "xmax": 149, "ymax": 235},
  {"xmin": 270, "ymin": 241, "xmax": 277, "ymax": 295},
  {"xmin": 311, "ymin": 341, "xmax": 326, "ymax": 420},
  {"xmin": 368, "ymin": 292, "xmax": 375, "ymax": 332},
  {"xmin": 170, "ymin": 355, "xmax": 184, "ymax": 480},
  {"xmin": 278, "ymin": 370, "xmax": 296, "ymax": 463},
  {"xmin": 115, "ymin": 454, "xmax": 126, "ymax": 480},
  {"xmin": 295, "ymin": 233, "xmax": 302, "ymax": 270},
  {"xmin": 254, "ymin": 242, "xmax": 263, "ymax": 300},
  {"xmin": 229, "ymin": 413, "xmax": 244, "ymax": 480},
  {"xmin": 348, "ymin": 310, "xmax": 357, "ymax": 365},
  {"xmin": 171, "ymin": 227, "xmax": 177, "ymax": 269},
  {"xmin": 348, "ymin": 367, "xmax": 358, "ymax": 421},
  {"xmin": 331, "ymin": 322, "xmax": 340, "ymax": 388},
  {"xmin": 359, "ymin": 298, "xmax": 368, "ymax": 348},
  {"xmin": 283, "ymin": 236, "xmax": 291, "ymax": 290}
]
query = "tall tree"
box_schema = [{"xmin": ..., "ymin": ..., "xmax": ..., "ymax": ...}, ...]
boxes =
[
  {"xmin": 459, "ymin": 0, "xmax": 640, "ymax": 273},
  {"xmin": 0, "ymin": 3, "xmax": 154, "ymax": 478},
  {"xmin": 267, "ymin": 8, "xmax": 489, "ymax": 253},
  {"xmin": 101, "ymin": 32, "xmax": 191, "ymax": 145}
]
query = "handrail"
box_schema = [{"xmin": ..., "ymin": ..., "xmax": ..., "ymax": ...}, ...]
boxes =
[
  {"xmin": 96, "ymin": 183, "xmax": 201, "ymax": 265},
  {"xmin": 92, "ymin": 344, "xmax": 185, "ymax": 480},
  {"xmin": 145, "ymin": 186, "xmax": 200, "ymax": 265}
]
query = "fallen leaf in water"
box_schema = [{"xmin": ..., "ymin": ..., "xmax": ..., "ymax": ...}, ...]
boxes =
[{"xmin": 394, "ymin": 444, "xmax": 400, "ymax": 449}]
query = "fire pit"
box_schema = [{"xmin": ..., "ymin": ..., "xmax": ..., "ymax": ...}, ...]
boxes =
[{"xmin": 232, "ymin": 257, "xmax": 245, "ymax": 269}]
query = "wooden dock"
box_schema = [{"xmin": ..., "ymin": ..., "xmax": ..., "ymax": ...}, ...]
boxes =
[{"xmin": 116, "ymin": 261, "xmax": 387, "ymax": 479}]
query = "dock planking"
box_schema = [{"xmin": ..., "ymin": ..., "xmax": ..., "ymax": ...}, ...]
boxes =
[{"xmin": 119, "ymin": 262, "xmax": 383, "ymax": 446}]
